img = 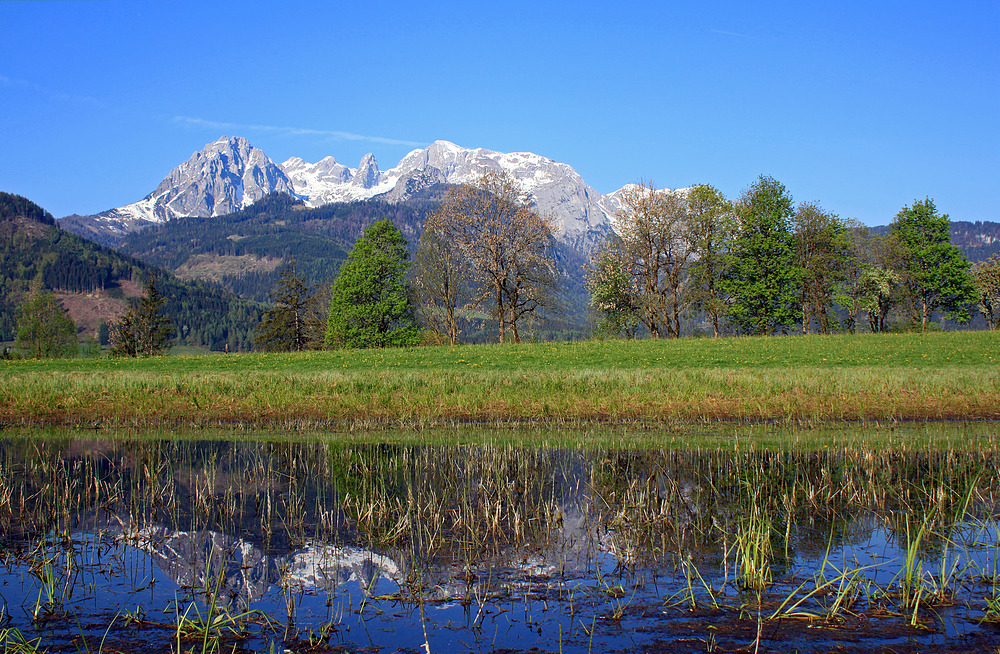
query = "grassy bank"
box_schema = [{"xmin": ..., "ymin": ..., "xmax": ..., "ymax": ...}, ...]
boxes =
[{"xmin": 1, "ymin": 331, "xmax": 998, "ymax": 429}]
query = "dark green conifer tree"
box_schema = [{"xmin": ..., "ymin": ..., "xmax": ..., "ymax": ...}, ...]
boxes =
[
  {"xmin": 109, "ymin": 275, "xmax": 173, "ymax": 357},
  {"xmin": 253, "ymin": 260, "xmax": 324, "ymax": 351}
]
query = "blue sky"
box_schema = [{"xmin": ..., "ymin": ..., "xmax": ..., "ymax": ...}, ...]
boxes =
[{"xmin": 1, "ymin": 0, "xmax": 997, "ymax": 226}]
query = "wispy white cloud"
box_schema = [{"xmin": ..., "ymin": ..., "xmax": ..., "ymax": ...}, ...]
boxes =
[
  {"xmin": 173, "ymin": 116, "xmax": 429, "ymax": 147},
  {"xmin": 0, "ymin": 74, "xmax": 103, "ymax": 107},
  {"xmin": 710, "ymin": 29, "xmax": 756, "ymax": 39}
]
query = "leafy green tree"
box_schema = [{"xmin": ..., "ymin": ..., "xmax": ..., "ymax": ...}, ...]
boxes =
[
  {"xmin": 793, "ymin": 203, "xmax": 850, "ymax": 334},
  {"xmin": 972, "ymin": 256, "xmax": 1000, "ymax": 331},
  {"xmin": 838, "ymin": 224, "xmax": 873, "ymax": 333},
  {"xmin": 858, "ymin": 266, "xmax": 900, "ymax": 333},
  {"xmin": 890, "ymin": 198, "xmax": 977, "ymax": 330},
  {"xmin": 15, "ymin": 281, "xmax": 77, "ymax": 358},
  {"xmin": 721, "ymin": 176, "xmax": 800, "ymax": 335},
  {"xmin": 109, "ymin": 275, "xmax": 174, "ymax": 357},
  {"xmin": 253, "ymin": 260, "xmax": 324, "ymax": 351},
  {"xmin": 686, "ymin": 184, "xmax": 735, "ymax": 337},
  {"xmin": 838, "ymin": 225, "xmax": 902, "ymax": 333},
  {"xmin": 325, "ymin": 220, "xmax": 421, "ymax": 349}
]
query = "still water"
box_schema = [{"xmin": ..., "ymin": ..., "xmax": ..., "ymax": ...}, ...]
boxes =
[{"xmin": 2, "ymin": 426, "xmax": 1000, "ymax": 653}]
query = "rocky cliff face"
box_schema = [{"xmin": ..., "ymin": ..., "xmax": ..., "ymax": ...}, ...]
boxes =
[
  {"xmin": 148, "ymin": 136, "xmax": 295, "ymax": 218},
  {"xmin": 281, "ymin": 140, "xmax": 619, "ymax": 251}
]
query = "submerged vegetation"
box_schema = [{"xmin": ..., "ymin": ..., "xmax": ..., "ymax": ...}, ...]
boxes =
[
  {"xmin": 1, "ymin": 330, "xmax": 998, "ymax": 428},
  {"xmin": 2, "ymin": 426, "xmax": 1000, "ymax": 652}
]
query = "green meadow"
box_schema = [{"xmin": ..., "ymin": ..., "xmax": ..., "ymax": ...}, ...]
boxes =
[{"xmin": 2, "ymin": 330, "xmax": 998, "ymax": 429}]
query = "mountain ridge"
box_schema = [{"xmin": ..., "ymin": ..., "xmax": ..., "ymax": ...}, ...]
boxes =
[{"xmin": 59, "ymin": 136, "xmax": 630, "ymax": 251}]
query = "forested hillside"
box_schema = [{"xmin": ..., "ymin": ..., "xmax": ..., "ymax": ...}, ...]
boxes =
[
  {"xmin": 1, "ymin": 192, "xmax": 264, "ymax": 350},
  {"xmin": 870, "ymin": 220, "xmax": 1000, "ymax": 262},
  {"xmin": 119, "ymin": 193, "xmax": 436, "ymax": 302},
  {"xmin": 949, "ymin": 221, "xmax": 1000, "ymax": 262}
]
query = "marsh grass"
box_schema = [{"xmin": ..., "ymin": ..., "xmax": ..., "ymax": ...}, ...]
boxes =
[
  {"xmin": 3, "ymin": 432, "xmax": 1000, "ymax": 650},
  {"xmin": 3, "ymin": 331, "xmax": 1000, "ymax": 428},
  {"xmin": 0, "ymin": 628, "xmax": 44, "ymax": 654}
]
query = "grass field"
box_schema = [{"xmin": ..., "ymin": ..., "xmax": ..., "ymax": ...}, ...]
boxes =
[{"xmin": 1, "ymin": 331, "xmax": 998, "ymax": 429}]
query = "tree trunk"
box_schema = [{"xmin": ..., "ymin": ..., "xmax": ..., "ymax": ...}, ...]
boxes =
[
  {"xmin": 447, "ymin": 306, "xmax": 458, "ymax": 345},
  {"xmin": 497, "ymin": 288, "xmax": 505, "ymax": 344}
]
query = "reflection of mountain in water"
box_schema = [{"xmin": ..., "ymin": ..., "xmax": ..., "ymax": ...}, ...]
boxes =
[
  {"xmin": 124, "ymin": 458, "xmax": 607, "ymax": 606},
  {"xmin": 6, "ymin": 436, "xmax": 1000, "ymax": 614},
  {"xmin": 134, "ymin": 527, "xmax": 404, "ymax": 604}
]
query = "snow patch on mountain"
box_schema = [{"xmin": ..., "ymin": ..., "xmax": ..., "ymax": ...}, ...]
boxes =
[{"xmin": 281, "ymin": 140, "xmax": 619, "ymax": 250}]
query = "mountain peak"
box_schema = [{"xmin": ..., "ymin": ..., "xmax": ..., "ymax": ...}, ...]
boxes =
[
  {"xmin": 71, "ymin": 137, "xmax": 295, "ymax": 237},
  {"xmin": 207, "ymin": 135, "xmax": 251, "ymax": 153},
  {"xmin": 352, "ymin": 153, "xmax": 381, "ymax": 189}
]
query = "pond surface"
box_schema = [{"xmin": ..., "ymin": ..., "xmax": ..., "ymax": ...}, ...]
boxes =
[{"xmin": 3, "ymin": 427, "xmax": 1000, "ymax": 653}]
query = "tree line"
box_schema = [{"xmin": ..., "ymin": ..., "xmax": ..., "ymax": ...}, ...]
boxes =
[
  {"xmin": 10, "ymin": 173, "xmax": 996, "ymax": 358},
  {"xmin": 587, "ymin": 175, "xmax": 997, "ymax": 338},
  {"xmin": 253, "ymin": 171, "xmax": 1000, "ymax": 353}
]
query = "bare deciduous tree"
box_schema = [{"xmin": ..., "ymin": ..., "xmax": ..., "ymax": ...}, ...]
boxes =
[
  {"xmin": 424, "ymin": 170, "xmax": 557, "ymax": 344},
  {"xmin": 610, "ymin": 182, "xmax": 696, "ymax": 339},
  {"xmin": 412, "ymin": 226, "xmax": 473, "ymax": 345}
]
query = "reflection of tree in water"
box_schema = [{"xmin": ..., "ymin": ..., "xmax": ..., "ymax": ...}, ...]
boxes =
[
  {"xmin": 0, "ymin": 436, "xmax": 998, "ymax": 607},
  {"xmin": 592, "ymin": 447, "xmax": 997, "ymax": 571}
]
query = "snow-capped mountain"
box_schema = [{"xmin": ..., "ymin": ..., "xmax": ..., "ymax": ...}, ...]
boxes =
[
  {"xmin": 60, "ymin": 136, "xmax": 652, "ymax": 251},
  {"xmin": 61, "ymin": 137, "xmax": 296, "ymax": 243},
  {"xmin": 282, "ymin": 139, "xmax": 620, "ymax": 250}
]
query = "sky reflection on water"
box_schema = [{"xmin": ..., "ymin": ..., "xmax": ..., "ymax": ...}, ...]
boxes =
[{"xmin": 2, "ymin": 431, "xmax": 1000, "ymax": 653}]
